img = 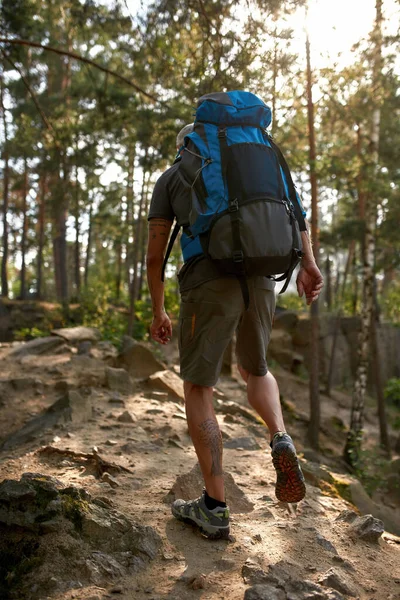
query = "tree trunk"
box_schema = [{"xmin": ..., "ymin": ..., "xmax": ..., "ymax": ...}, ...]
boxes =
[
  {"xmin": 73, "ymin": 162, "xmax": 80, "ymax": 299},
  {"xmin": 20, "ymin": 156, "xmax": 29, "ymax": 299},
  {"xmin": 127, "ymin": 161, "xmax": 147, "ymax": 337},
  {"xmin": 326, "ymin": 242, "xmax": 356, "ymax": 396},
  {"xmin": 345, "ymin": 0, "xmax": 383, "ymax": 467},
  {"xmin": 137, "ymin": 176, "xmax": 150, "ymax": 301},
  {"xmin": 84, "ymin": 200, "xmax": 93, "ymax": 289},
  {"xmin": 325, "ymin": 254, "xmax": 332, "ymax": 311},
  {"xmin": 36, "ymin": 174, "xmax": 46, "ymax": 299},
  {"xmin": 371, "ymin": 297, "xmax": 391, "ymax": 455},
  {"xmin": 306, "ymin": 31, "xmax": 320, "ymax": 450},
  {"xmin": 125, "ymin": 146, "xmax": 135, "ymax": 288},
  {"xmin": 0, "ymin": 73, "xmax": 9, "ymax": 298}
]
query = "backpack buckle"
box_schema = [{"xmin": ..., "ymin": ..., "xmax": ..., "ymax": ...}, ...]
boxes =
[
  {"xmin": 229, "ymin": 199, "xmax": 239, "ymax": 212},
  {"xmin": 218, "ymin": 127, "xmax": 227, "ymax": 138},
  {"xmin": 233, "ymin": 250, "xmax": 244, "ymax": 262}
]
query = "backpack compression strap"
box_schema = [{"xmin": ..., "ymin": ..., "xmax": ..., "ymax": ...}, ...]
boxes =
[
  {"xmin": 161, "ymin": 222, "xmax": 180, "ymax": 282},
  {"xmin": 267, "ymin": 137, "xmax": 307, "ymax": 232}
]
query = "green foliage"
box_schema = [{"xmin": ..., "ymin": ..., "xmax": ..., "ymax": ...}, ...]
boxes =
[
  {"xmin": 276, "ymin": 293, "xmax": 306, "ymax": 312},
  {"xmin": 77, "ymin": 285, "xmax": 127, "ymax": 348},
  {"xmin": 384, "ymin": 378, "xmax": 400, "ymax": 408},
  {"xmin": 381, "ymin": 283, "xmax": 400, "ymax": 324},
  {"xmin": 355, "ymin": 446, "xmax": 393, "ymax": 497},
  {"xmin": 14, "ymin": 326, "xmax": 49, "ymax": 341}
]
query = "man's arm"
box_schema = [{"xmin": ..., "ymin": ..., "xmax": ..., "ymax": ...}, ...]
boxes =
[
  {"xmin": 296, "ymin": 221, "xmax": 324, "ymax": 305},
  {"xmin": 146, "ymin": 218, "xmax": 173, "ymax": 344}
]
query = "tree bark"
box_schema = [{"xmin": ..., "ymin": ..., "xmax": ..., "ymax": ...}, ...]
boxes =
[
  {"xmin": 306, "ymin": 31, "xmax": 320, "ymax": 450},
  {"xmin": 127, "ymin": 160, "xmax": 147, "ymax": 336},
  {"xmin": 84, "ymin": 200, "xmax": 93, "ymax": 289},
  {"xmin": 137, "ymin": 175, "xmax": 151, "ymax": 301},
  {"xmin": 36, "ymin": 174, "xmax": 46, "ymax": 299},
  {"xmin": 345, "ymin": 0, "xmax": 383, "ymax": 466},
  {"xmin": 371, "ymin": 296, "xmax": 391, "ymax": 455},
  {"xmin": 125, "ymin": 147, "xmax": 135, "ymax": 288},
  {"xmin": 20, "ymin": 156, "xmax": 29, "ymax": 299},
  {"xmin": 73, "ymin": 161, "xmax": 81, "ymax": 298},
  {"xmin": 0, "ymin": 72, "xmax": 9, "ymax": 298}
]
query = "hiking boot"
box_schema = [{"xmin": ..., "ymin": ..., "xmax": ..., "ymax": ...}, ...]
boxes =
[
  {"xmin": 171, "ymin": 491, "xmax": 230, "ymax": 539},
  {"xmin": 271, "ymin": 432, "xmax": 306, "ymax": 503}
]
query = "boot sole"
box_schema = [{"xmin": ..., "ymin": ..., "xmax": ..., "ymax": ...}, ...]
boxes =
[{"xmin": 272, "ymin": 444, "xmax": 306, "ymax": 503}]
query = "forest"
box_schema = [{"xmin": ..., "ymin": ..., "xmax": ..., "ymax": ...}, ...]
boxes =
[
  {"xmin": 0, "ymin": 2, "xmax": 400, "ymax": 597},
  {"xmin": 1, "ymin": 0, "xmax": 399, "ymax": 455}
]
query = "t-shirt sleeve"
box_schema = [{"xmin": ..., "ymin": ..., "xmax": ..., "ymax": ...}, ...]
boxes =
[{"xmin": 147, "ymin": 172, "xmax": 174, "ymax": 222}]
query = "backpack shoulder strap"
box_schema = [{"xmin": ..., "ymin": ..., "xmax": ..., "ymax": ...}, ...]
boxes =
[
  {"xmin": 267, "ymin": 136, "xmax": 306, "ymax": 231},
  {"xmin": 161, "ymin": 222, "xmax": 181, "ymax": 282}
]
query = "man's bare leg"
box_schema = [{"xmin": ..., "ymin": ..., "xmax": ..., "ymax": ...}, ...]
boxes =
[
  {"xmin": 238, "ymin": 366, "xmax": 285, "ymax": 439},
  {"xmin": 238, "ymin": 365, "xmax": 306, "ymax": 502},
  {"xmin": 183, "ymin": 381, "xmax": 225, "ymax": 502}
]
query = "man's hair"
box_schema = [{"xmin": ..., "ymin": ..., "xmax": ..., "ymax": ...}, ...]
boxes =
[{"xmin": 176, "ymin": 123, "xmax": 194, "ymax": 149}]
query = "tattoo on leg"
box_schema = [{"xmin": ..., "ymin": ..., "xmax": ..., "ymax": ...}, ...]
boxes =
[{"xmin": 199, "ymin": 418, "xmax": 223, "ymax": 476}]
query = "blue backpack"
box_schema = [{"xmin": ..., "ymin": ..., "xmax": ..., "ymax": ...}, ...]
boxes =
[{"xmin": 162, "ymin": 91, "xmax": 306, "ymax": 306}]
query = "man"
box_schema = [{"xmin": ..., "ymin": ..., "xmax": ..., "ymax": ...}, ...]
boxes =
[{"xmin": 147, "ymin": 119, "xmax": 323, "ymax": 540}]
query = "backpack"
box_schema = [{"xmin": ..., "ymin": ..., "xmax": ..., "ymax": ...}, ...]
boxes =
[{"xmin": 162, "ymin": 90, "xmax": 306, "ymax": 307}]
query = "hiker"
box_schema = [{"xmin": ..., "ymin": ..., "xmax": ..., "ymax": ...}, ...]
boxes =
[{"xmin": 146, "ymin": 91, "xmax": 323, "ymax": 539}]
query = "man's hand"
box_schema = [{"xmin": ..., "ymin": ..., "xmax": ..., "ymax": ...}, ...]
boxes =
[
  {"xmin": 296, "ymin": 259, "xmax": 324, "ymax": 305},
  {"xmin": 150, "ymin": 311, "xmax": 172, "ymax": 345}
]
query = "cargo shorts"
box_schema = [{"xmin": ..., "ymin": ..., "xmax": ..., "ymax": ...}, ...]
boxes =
[{"xmin": 178, "ymin": 276, "xmax": 276, "ymax": 387}]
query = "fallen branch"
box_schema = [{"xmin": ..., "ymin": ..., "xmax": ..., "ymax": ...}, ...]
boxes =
[{"xmin": 37, "ymin": 445, "xmax": 133, "ymax": 477}]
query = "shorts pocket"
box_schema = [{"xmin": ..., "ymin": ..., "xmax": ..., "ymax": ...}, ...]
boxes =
[{"xmin": 179, "ymin": 315, "xmax": 197, "ymax": 350}]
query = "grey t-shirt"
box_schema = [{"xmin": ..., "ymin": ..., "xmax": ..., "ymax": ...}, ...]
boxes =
[{"xmin": 148, "ymin": 162, "xmax": 222, "ymax": 292}]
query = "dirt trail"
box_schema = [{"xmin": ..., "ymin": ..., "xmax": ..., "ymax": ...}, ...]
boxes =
[{"xmin": 0, "ymin": 340, "xmax": 399, "ymax": 600}]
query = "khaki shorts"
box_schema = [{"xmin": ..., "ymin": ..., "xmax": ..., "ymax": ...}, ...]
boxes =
[{"xmin": 178, "ymin": 277, "xmax": 276, "ymax": 387}]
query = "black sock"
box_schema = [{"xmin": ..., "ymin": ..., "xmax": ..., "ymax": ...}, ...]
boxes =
[{"xmin": 204, "ymin": 490, "xmax": 227, "ymax": 510}]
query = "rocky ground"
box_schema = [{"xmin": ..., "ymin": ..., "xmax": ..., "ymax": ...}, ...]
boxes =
[{"xmin": 0, "ymin": 328, "xmax": 399, "ymax": 600}]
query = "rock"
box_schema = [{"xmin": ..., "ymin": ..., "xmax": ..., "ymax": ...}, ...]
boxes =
[
  {"xmin": 68, "ymin": 390, "xmax": 93, "ymax": 423},
  {"xmin": 0, "ymin": 474, "xmax": 161, "ymax": 598},
  {"xmin": 215, "ymin": 558, "xmax": 236, "ymax": 571},
  {"xmin": 164, "ymin": 462, "xmax": 254, "ymax": 513},
  {"xmin": 116, "ymin": 342, "xmax": 166, "ymax": 379},
  {"xmin": 121, "ymin": 335, "xmax": 136, "ymax": 352},
  {"xmin": 349, "ymin": 514, "xmax": 384, "ymax": 543},
  {"xmin": 190, "ymin": 574, "xmax": 207, "ymax": 590},
  {"xmin": 215, "ymin": 400, "xmax": 260, "ymax": 424},
  {"xmin": 244, "ymin": 583, "xmax": 286, "ymax": 600},
  {"xmin": 315, "ymin": 532, "xmax": 338, "ymax": 554},
  {"xmin": 0, "ymin": 391, "xmax": 92, "ymax": 450},
  {"xmin": 347, "ymin": 481, "xmax": 400, "ymax": 536},
  {"xmin": 242, "ymin": 558, "xmax": 270, "ymax": 584},
  {"xmin": 224, "ymin": 437, "xmax": 261, "ymax": 450},
  {"xmin": 300, "ymin": 461, "xmax": 335, "ymax": 487},
  {"xmin": 267, "ymin": 329, "xmax": 303, "ymax": 372},
  {"xmin": 106, "ymin": 367, "xmax": 133, "ymax": 395},
  {"xmin": 286, "ymin": 579, "xmax": 346, "ymax": 599},
  {"xmin": 101, "ymin": 473, "xmax": 119, "ymax": 488},
  {"xmin": 117, "ymin": 411, "xmax": 136, "ymax": 424},
  {"xmin": 273, "ymin": 310, "xmax": 299, "ymax": 331},
  {"xmin": 78, "ymin": 341, "xmax": 92, "ymax": 355},
  {"xmin": 318, "ymin": 568, "xmax": 357, "ymax": 597},
  {"xmin": 7, "ymin": 336, "xmax": 65, "ymax": 358},
  {"xmin": 147, "ymin": 370, "xmax": 184, "ymax": 401},
  {"xmin": 335, "ymin": 510, "xmax": 358, "ymax": 523},
  {"xmin": 52, "ymin": 326, "xmax": 101, "ymax": 343},
  {"xmin": 8, "ymin": 376, "xmax": 40, "ymax": 391}
]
